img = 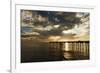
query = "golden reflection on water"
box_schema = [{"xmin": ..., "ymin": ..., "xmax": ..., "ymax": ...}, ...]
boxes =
[
  {"xmin": 63, "ymin": 43, "xmax": 72, "ymax": 59},
  {"xmin": 63, "ymin": 52, "xmax": 72, "ymax": 59},
  {"xmin": 64, "ymin": 43, "xmax": 69, "ymax": 51}
]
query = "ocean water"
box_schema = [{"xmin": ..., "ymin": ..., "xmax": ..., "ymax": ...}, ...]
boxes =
[{"xmin": 21, "ymin": 39, "xmax": 89, "ymax": 63}]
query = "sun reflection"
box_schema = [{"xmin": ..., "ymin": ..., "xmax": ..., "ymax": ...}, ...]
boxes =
[{"xmin": 64, "ymin": 43, "xmax": 69, "ymax": 51}]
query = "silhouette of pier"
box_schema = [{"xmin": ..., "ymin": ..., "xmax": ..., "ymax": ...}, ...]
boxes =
[{"xmin": 49, "ymin": 41, "xmax": 89, "ymax": 60}]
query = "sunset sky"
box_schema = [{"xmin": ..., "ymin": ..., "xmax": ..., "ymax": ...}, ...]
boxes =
[{"xmin": 21, "ymin": 10, "xmax": 89, "ymax": 42}]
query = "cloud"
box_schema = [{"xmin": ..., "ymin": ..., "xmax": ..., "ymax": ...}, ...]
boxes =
[
  {"xmin": 53, "ymin": 25, "xmax": 60, "ymax": 28},
  {"xmin": 21, "ymin": 10, "xmax": 89, "ymax": 41},
  {"xmin": 62, "ymin": 20, "xmax": 89, "ymax": 41},
  {"xmin": 62, "ymin": 25, "xmax": 80, "ymax": 35},
  {"xmin": 37, "ymin": 15, "xmax": 48, "ymax": 22},
  {"xmin": 21, "ymin": 23, "xmax": 34, "ymax": 28},
  {"xmin": 22, "ymin": 31, "xmax": 40, "ymax": 36},
  {"xmin": 33, "ymin": 25, "xmax": 53, "ymax": 31}
]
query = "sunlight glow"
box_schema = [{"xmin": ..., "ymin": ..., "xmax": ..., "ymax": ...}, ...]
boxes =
[
  {"xmin": 48, "ymin": 36, "xmax": 61, "ymax": 41},
  {"xmin": 64, "ymin": 43, "xmax": 69, "ymax": 51}
]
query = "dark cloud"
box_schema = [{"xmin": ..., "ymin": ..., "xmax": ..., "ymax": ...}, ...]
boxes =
[{"xmin": 21, "ymin": 10, "xmax": 89, "ymax": 41}]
